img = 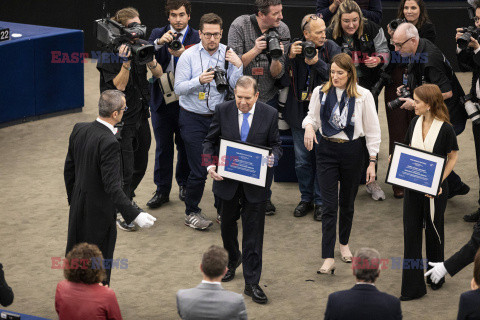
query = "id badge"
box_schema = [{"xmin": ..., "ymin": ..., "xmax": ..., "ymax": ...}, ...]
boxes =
[
  {"xmin": 252, "ymin": 67, "xmax": 264, "ymax": 76},
  {"xmin": 199, "ymin": 92, "xmax": 206, "ymax": 100},
  {"xmin": 301, "ymin": 91, "xmax": 308, "ymax": 101}
]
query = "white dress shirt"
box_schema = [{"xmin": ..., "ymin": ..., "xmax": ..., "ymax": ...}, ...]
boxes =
[
  {"xmin": 96, "ymin": 118, "xmax": 117, "ymax": 135},
  {"xmin": 201, "ymin": 280, "xmax": 222, "ymax": 285},
  {"xmin": 302, "ymin": 85, "xmax": 381, "ymax": 156},
  {"xmin": 238, "ymin": 103, "xmax": 256, "ymax": 136},
  {"xmin": 155, "ymin": 25, "xmax": 188, "ymax": 73}
]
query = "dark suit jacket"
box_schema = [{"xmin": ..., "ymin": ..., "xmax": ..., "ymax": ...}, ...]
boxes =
[
  {"xmin": 325, "ymin": 284, "xmax": 402, "ymax": 320},
  {"xmin": 148, "ymin": 24, "xmax": 200, "ymax": 111},
  {"xmin": 203, "ymin": 100, "xmax": 282, "ymax": 203},
  {"xmin": 177, "ymin": 283, "xmax": 247, "ymax": 320},
  {"xmin": 0, "ymin": 263, "xmax": 13, "ymax": 307},
  {"xmin": 64, "ymin": 121, "xmax": 140, "ymax": 254},
  {"xmin": 457, "ymin": 289, "xmax": 480, "ymax": 320}
]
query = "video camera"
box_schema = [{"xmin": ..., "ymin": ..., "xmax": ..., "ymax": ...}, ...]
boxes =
[
  {"xmin": 94, "ymin": 18, "xmax": 154, "ymax": 65},
  {"xmin": 457, "ymin": 26, "xmax": 480, "ymax": 51}
]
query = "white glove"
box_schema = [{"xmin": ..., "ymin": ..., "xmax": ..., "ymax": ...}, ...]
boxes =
[
  {"xmin": 133, "ymin": 212, "xmax": 156, "ymax": 228},
  {"xmin": 424, "ymin": 262, "xmax": 447, "ymax": 284}
]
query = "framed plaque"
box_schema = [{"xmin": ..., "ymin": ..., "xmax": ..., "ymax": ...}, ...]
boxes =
[
  {"xmin": 217, "ymin": 137, "xmax": 272, "ymax": 187},
  {"xmin": 386, "ymin": 143, "xmax": 447, "ymax": 197}
]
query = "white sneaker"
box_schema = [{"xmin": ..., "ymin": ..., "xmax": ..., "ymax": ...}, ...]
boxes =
[{"xmin": 366, "ymin": 181, "xmax": 386, "ymax": 201}]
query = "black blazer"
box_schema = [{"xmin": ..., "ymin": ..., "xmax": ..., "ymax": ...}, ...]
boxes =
[
  {"xmin": 457, "ymin": 289, "xmax": 480, "ymax": 320},
  {"xmin": 445, "ymin": 222, "xmax": 480, "ymax": 277},
  {"xmin": 64, "ymin": 121, "xmax": 140, "ymax": 254},
  {"xmin": 324, "ymin": 284, "xmax": 402, "ymax": 320},
  {"xmin": 148, "ymin": 24, "xmax": 200, "ymax": 111},
  {"xmin": 203, "ymin": 100, "xmax": 282, "ymax": 203}
]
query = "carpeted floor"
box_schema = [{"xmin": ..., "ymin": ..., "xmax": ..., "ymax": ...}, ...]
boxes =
[{"xmin": 0, "ymin": 61, "xmax": 477, "ymax": 319}]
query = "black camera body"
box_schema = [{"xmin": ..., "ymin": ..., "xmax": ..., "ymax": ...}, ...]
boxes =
[
  {"xmin": 457, "ymin": 26, "xmax": 480, "ymax": 50},
  {"xmin": 94, "ymin": 18, "xmax": 154, "ymax": 65},
  {"xmin": 299, "ymin": 41, "xmax": 316, "ymax": 59},
  {"xmin": 207, "ymin": 66, "xmax": 229, "ymax": 93},
  {"xmin": 388, "ymin": 87, "xmax": 411, "ymax": 109},
  {"xmin": 371, "ymin": 71, "xmax": 392, "ymax": 98},
  {"xmin": 388, "ymin": 18, "xmax": 406, "ymax": 32},
  {"xmin": 264, "ymin": 29, "xmax": 283, "ymax": 60},
  {"xmin": 168, "ymin": 33, "xmax": 182, "ymax": 51},
  {"xmin": 341, "ymin": 43, "xmax": 352, "ymax": 57}
]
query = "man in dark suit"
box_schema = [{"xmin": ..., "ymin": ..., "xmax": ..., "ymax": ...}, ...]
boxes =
[
  {"xmin": 457, "ymin": 249, "xmax": 480, "ymax": 320},
  {"xmin": 64, "ymin": 90, "xmax": 156, "ymax": 285},
  {"xmin": 146, "ymin": 0, "xmax": 200, "ymax": 209},
  {"xmin": 324, "ymin": 248, "xmax": 402, "ymax": 320},
  {"xmin": 176, "ymin": 245, "xmax": 248, "ymax": 319},
  {"xmin": 203, "ymin": 76, "xmax": 282, "ymax": 304}
]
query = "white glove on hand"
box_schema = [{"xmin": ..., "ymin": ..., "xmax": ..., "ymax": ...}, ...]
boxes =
[
  {"xmin": 424, "ymin": 262, "xmax": 447, "ymax": 284},
  {"xmin": 133, "ymin": 212, "xmax": 156, "ymax": 228}
]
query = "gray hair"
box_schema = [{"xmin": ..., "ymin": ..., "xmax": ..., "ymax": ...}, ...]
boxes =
[
  {"xmin": 301, "ymin": 14, "xmax": 322, "ymax": 32},
  {"xmin": 235, "ymin": 76, "xmax": 258, "ymax": 93},
  {"xmin": 353, "ymin": 248, "xmax": 381, "ymax": 283},
  {"xmin": 396, "ymin": 22, "xmax": 419, "ymax": 40},
  {"xmin": 98, "ymin": 90, "xmax": 125, "ymax": 117}
]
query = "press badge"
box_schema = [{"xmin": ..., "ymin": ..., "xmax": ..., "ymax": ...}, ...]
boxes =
[
  {"xmin": 252, "ymin": 67, "xmax": 264, "ymax": 76},
  {"xmin": 199, "ymin": 92, "xmax": 207, "ymax": 100},
  {"xmin": 301, "ymin": 91, "xmax": 308, "ymax": 101}
]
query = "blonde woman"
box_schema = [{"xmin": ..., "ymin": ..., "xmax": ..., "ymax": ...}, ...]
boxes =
[{"xmin": 303, "ymin": 53, "xmax": 380, "ymax": 274}]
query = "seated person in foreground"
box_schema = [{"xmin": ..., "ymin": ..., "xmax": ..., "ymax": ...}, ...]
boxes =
[
  {"xmin": 55, "ymin": 243, "xmax": 122, "ymax": 320},
  {"xmin": 324, "ymin": 247, "xmax": 402, "ymax": 320},
  {"xmin": 457, "ymin": 248, "xmax": 480, "ymax": 320},
  {"xmin": 176, "ymin": 245, "xmax": 247, "ymax": 320}
]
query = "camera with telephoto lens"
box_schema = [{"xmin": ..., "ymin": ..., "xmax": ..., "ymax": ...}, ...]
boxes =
[
  {"xmin": 300, "ymin": 41, "xmax": 316, "ymax": 59},
  {"xmin": 264, "ymin": 29, "xmax": 288, "ymax": 60},
  {"xmin": 207, "ymin": 66, "xmax": 229, "ymax": 93},
  {"xmin": 461, "ymin": 94, "xmax": 480, "ymax": 125},
  {"xmin": 388, "ymin": 87, "xmax": 411, "ymax": 109},
  {"xmin": 168, "ymin": 33, "xmax": 182, "ymax": 51},
  {"xmin": 457, "ymin": 26, "xmax": 480, "ymax": 50},
  {"xmin": 94, "ymin": 18, "xmax": 154, "ymax": 65},
  {"xmin": 371, "ymin": 70, "xmax": 392, "ymax": 98},
  {"xmin": 388, "ymin": 18, "xmax": 406, "ymax": 32}
]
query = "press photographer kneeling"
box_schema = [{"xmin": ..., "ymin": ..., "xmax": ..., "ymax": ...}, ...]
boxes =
[{"xmin": 457, "ymin": 0, "xmax": 480, "ymax": 222}]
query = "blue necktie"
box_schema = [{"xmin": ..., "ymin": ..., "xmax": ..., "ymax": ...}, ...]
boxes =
[{"xmin": 241, "ymin": 112, "xmax": 250, "ymax": 142}]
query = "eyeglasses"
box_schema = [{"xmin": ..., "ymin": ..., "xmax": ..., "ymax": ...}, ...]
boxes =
[
  {"xmin": 302, "ymin": 14, "xmax": 322, "ymax": 31},
  {"xmin": 391, "ymin": 37, "xmax": 413, "ymax": 49},
  {"xmin": 201, "ymin": 32, "xmax": 222, "ymax": 39},
  {"xmin": 119, "ymin": 106, "xmax": 128, "ymax": 112},
  {"xmin": 475, "ymin": 17, "xmax": 480, "ymax": 23}
]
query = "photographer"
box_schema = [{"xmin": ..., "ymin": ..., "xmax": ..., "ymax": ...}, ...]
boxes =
[
  {"xmin": 392, "ymin": 22, "xmax": 469, "ymax": 200},
  {"xmin": 97, "ymin": 7, "xmax": 163, "ymax": 231},
  {"xmin": 326, "ymin": 0, "xmax": 389, "ymax": 201},
  {"xmin": 174, "ymin": 13, "xmax": 243, "ymax": 230},
  {"xmin": 457, "ymin": 0, "xmax": 480, "ymax": 222},
  {"xmin": 282, "ymin": 14, "xmax": 340, "ymax": 221},
  {"xmin": 383, "ymin": 0, "xmax": 436, "ymax": 198},
  {"xmin": 228, "ymin": 0, "xmax": 290, "ymax": 215},
  {"xmin": 146, "ymin": 0, "xmax": 200, "ymax": 210}
]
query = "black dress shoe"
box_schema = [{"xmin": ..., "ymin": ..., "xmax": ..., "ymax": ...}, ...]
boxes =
[
  {"xmin": 314, "ymin": 205, "xmax": 324, "ymax": 221},
  {"xmin": 265, "ymin": 200, "xmax": 276, "ymax": 216},
  {"xmin": 399, "ymin": 293, "xmax": 425, "ymax": 301},
  {"xmin": 222, "ymin": 254, "xmax": 242, "ymax": 282},
  {"xmin": 464, "ymin": 209, "xmax": 480, "ymax": 222},
  {"xmin": 448, "ymin": 182, "xmax": 470, "ymax": 199},
  {"xmin": 293, "ymin": 201, "xmax": 313, "ymax": 217},
  {"xmin": 244, "ymin": 284, "xmax": 268, "ymax": 304},
  {"xmin": 146, "ymin": 191, "xmax": 169, "ymax": 209},
  {"xmin": 179, "ymin": 186, "xmax": 186, "ymax": 202}
]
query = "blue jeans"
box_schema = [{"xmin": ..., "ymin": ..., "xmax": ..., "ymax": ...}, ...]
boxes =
[{"xmin": 291, "ymin": 127, "xmax": 323, "ymax": 205}]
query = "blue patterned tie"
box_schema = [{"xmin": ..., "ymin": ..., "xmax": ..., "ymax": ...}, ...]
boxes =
[{"xmin": 240, "ymin": 112, "xmax": 250, "ymax": 142}]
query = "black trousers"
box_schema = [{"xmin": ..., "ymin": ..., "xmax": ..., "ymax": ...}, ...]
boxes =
[
  {"xmin": 316, "ymin": 137, "xmax": 363, "ymax": 259},
  {"xmin": 401, "ymin": 183, "xmax": 448, "ymax": 298},
  {"xmin": 120, "ymin": 117, "xmax": 151, "ymax": 199},
  {"xmin": 219, "ymin": 185, "xmax": 266, "ymax": 285}
]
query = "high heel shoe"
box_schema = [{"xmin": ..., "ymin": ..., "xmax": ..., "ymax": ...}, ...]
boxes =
[
  {"xmin": 341, "ymin": 256, "xmax": 352, "ymax": 263},
  {"xmin": 317, "ymin": 263, "xmax": 336, "ymax": 274}
]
